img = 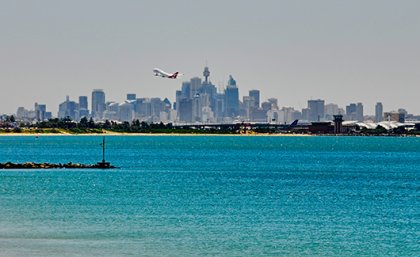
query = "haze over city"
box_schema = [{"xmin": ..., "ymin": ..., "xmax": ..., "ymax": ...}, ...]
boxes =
[{"xmin": 1, "ymin": 0, "xmax": 419, "ymax": 115}]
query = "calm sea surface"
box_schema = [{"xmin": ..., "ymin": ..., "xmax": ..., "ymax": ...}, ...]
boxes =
[{"xmin": 0, "ymin": 135, "xmax": 419, "ymax": 256}]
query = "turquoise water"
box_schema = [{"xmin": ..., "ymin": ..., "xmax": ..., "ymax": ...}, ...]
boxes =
[{"xmin": 0, "ymin": 135, "xmax": 419, "ymax": 256}]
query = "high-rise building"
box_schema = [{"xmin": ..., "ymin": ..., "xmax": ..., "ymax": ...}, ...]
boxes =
[
  {"xmin": 79, "ymin": 96, "xmax": 89, "ymax": 118},
  {"xmin": 375, "ymin": 103, "xmax": 383, "ymax": 122},
  {"xmin": 135, "ymin": 98, "xmax": 152, "ymax": 120},
  {"xmin": 308, "ymin": 99, "xmax": 325, "ymax": 121},
  {"xmin": 346, "ymin": 102, "xmax": 363, "ymax": 121},
  {"xmin": 34, "ymin": 102, "xmax": 47, "ymax": 121},
  {"xmin": 91, "ymin": 89, "xmax": 105, "ymax": 120},
  {"xmin": 356, "ymin": 103, "xmax": 364, "ymax": 121},
  {"xmin": 190, "ymin": 77, "xmax": 202, "ymax": 99},
  {"xmin": 325, "ymin": 103, "xmax": 339, "ymax": 120},
  {"xmin": 267, "ymin": 98, "xmax": 278, "ymax": 110},
  {"xmin": 127, "ymin": 94, "xmax": 136, "ymax": 101},
  {"xmin": 79, "ymin": 96, "xmax": 88, "ymax": 110},
  {"xmin": 118, "ymin": 102, "xmax": 134, "ymax": 122},
  {"xmin": 249, "ymin": 90, "xmax": 260, "ymax": 108},
  {"xmin": 346, "ymin": 103, "xmax": 357, "ymax": 120},
  {"xmin": 181, "ymin": 82, "xmax": 191, "ymax": 99},
  {"xmin": 58, "ymin": 96, "xmax": 79, "ymax": 120},
  {"xmin": 224, "ymin": 75, "xmax": 239, "ymax": 117},
  {"xmin": 178, "ymin": 98, "xmax": 193, "ymax": 122}
]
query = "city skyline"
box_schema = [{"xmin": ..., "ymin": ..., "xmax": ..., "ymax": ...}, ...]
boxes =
[
  {"xmin": 1, "ymin": 1, "xmax": 420, "ymax": 114},
  {"xmin": 12, "ymin": 66, "xmax": 419, "ymax": 125}
]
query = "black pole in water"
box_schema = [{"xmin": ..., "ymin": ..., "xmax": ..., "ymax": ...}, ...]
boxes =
[{"xmin": 102, "ymin": 136, "xmax": 105, "ymax": 163}]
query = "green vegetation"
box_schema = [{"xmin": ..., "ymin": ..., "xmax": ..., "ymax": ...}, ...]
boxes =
[{"xmin": 0, "ymin": 116, "xmax": 419, "ymax": 135}]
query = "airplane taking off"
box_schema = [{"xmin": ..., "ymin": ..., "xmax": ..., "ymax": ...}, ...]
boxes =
[{"xmin": 153, "ymin": 68, "xmax": 183, "ymax": 79}]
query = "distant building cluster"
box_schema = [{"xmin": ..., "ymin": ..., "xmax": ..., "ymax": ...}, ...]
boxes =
[{"xmin": 12, "ymin": 66, "xmax": 420, "ymax": 124}]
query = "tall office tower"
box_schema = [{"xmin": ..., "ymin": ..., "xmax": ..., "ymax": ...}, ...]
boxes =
[
  {"xmin": 91, "ymin": 89, "xmax": 105, "ymax": 120},
  {"xmin": 249, "ymin": 90, "xmax": 260, "ymax": 108},
  {"xmin": 118, "ymin": 102, "xmax": 134, "ymax": 122},
  {"xmin": 325, "ymin": 103, "xmax": 339, "ymax": 120},
  {"xmin": 135, "ymin": 98, "xmax": 152, "ymax": 119},
  {"xmin": 178, "ymin": 98, "xmax": 193, "ymax": 122},
  {"xmin": 261, "ymin": 101, "xmax": 272, "ymax": 112},
  {"xmin": 79, "ymin": 96, "xmax": 88, "ymax": 110},
  {"xmin": 267, "ymin": 98, "xmax": 278, "ymax": 110},
  {"xmin": 307, "ymin": 99, "xmax": 325, "ymax": 121},
  {"xmin": 58, "ymin": 96, "xmax": 79, "ymax": 120},
  {"xmin": 127, "ymin": 94, "xmax": 136, "ymax": 101},
  {"xmin": 181, "ymin": 81, "xmax": 191, "ymax": 99},
  {"xmin": 34, "ymin": 102, "xmax": 47, "ymax": 121},
  {"xmin": 356, "ymin": 102, "xmax": 364, "ymax": 121},
  {"xmin": 301, "ymin": 108, "xmax": 310, "ymax": 121},
  {"xmin": 214, "ymin": 93, "xmax": 225, "ymax": 121},
  {"xmin": 190, "ymin": 77, "xmax": 202, "ymax": 98},
  {"xmin": 192, "ymin": 94, "xmax": 201, "ymax": 122},
  {"xmin": 150, "ymin": 98, "xmax": 163, "ymax": 119},
  {"xmin": 224, "ymin": 75, "xmax": 239, "ymax": 117},
  {"xmin": 242, "ymin": 96, "xmax": 252, "ymax": 120},
  {"xmin": 346, "ymin": 103, "xmax": 357, "ymax": 120},
  {"xmin": 175, "ymin": 90, "xmax": 182, "ymax": 110},
  {"xmin": 78, "ymin": 96, "xmax": 89, "ymax": 118}
]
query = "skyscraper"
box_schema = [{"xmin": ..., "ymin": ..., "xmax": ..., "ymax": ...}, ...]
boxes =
[
  {"xmin": 91, "ymin": 89, "xmax": 105, "ymax": 120},
  {"xmin": 346, "ymin": 102, "xmax": 363, "ymax": 121},
  {"xmin": 375, "ymin": 102, "xmax": 383, "ymax": 122},
  {"xmin": 224, "ymin": 75, "xmax": 239, "ymax": 117},
  {"xmin": 127, "ymin": 94, "xmax": 136, "ymax": 101},
  {"xmin": 356, "ymin": 102, "xmax": 364, "ymax": 122},
  {"xmin": 249, "ymin": 90, "xmax": 260, "ymax": 108},
  {"xmin": 58, "ymin": 96, "xmax": 79, "ymax": 120},
  {"xmin": 190, "ymin": 77, "xmax": 202, "ymax": 98},
  {"xmin": 346, "ymin": 103, "xmax": 357, "ymax": 120},
  {"xmin": 307, "ymin": 99, "xmax": 325, "ymax": 121},
  {"xmin": 78, "ymin": 96, "xmax": 89, "ymax": 118}
]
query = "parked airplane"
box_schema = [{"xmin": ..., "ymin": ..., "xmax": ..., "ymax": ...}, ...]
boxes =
[{"xmin": 153, "ymin": 68, "xmax": 183, "ymax": 79}]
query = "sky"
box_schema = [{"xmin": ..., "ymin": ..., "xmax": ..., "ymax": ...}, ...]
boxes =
[{"xmin": 1, "ymin": 0, "xmax": 419, "ymax": 115}]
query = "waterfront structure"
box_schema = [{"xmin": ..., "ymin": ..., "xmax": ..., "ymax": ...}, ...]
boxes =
[
  {"xmin": 308, "ymin": 99, "xmax": 325, "ymax": 122},
  {"xmin": 92, "ymin": 89, "xmax": 105, "ymax": 120},
  {"xmin": 375, "ymin": 102, "xmax": 383, "ymax": 122}
]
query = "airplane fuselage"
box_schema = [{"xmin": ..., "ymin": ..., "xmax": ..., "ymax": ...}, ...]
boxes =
[{"xmin": 153, "ymin": 68, "xmax": 180, "ymax": 79}]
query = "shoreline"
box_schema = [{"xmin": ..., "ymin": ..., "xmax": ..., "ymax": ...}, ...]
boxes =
[
  {"xmin": 0, "ymin": 132, "xmax": 311, "ymax": 137},
  {"xmin": 0, "ymin": 132, "xmax": 418, "ymax": 137}
]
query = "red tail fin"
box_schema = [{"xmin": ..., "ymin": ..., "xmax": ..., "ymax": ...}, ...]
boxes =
[{"xmin": 169, "ymin": 72, "xmax": 179, "ymax": 79}]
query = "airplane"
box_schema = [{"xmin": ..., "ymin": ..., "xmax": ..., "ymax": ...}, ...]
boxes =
[{"xmin": 153, "ymin": 68, "xmax": 183, "ymax": 79}]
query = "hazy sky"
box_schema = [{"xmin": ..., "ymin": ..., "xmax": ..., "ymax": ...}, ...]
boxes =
[{"xmin": 1, "ymin": 0, "xmax": 419, "ymax": 115}]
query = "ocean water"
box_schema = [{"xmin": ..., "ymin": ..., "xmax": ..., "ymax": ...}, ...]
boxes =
[{"xmin": 0, "ymin": 135, "xmax": 419, "ymax": 256}]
